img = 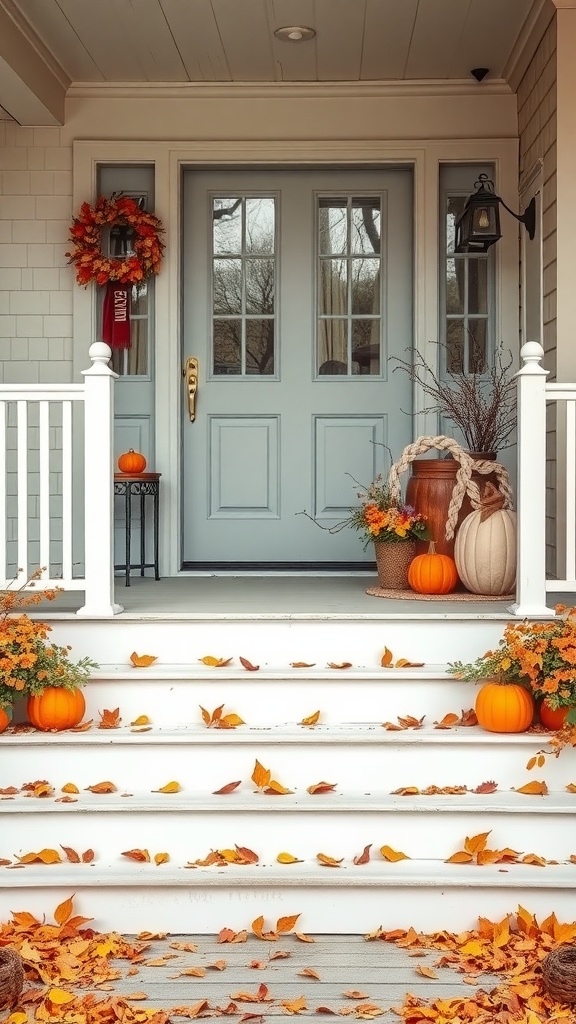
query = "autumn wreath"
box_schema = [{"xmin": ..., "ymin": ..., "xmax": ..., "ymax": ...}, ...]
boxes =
[
  {"xmin": 66, "ymin": 193, "xmax": 164, "ymax": 287},
  {"xmin": 66, "ymin": 194, "xmax": 165, "ymax": 349}
]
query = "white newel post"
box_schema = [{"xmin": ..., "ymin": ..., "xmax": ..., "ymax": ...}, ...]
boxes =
[
  {"xmin": 77, "ymin": 342, "xmax": 123, "ymax": 617},
  {"xmin": 511, "ymin": 341, "xmax": 552, "ymax": 617}
]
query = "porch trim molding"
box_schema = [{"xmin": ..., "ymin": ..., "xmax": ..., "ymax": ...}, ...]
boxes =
[
  {"xmin": 503, "ymin": 0, "xmax": 555, "ymax": 94},
  {"xmin": 66, "ymin": 80, "xmax": 514, "ymax": 102},
  {"xmin": 71, "ymin": 136, "xmax": 519, "ymax": 579}
]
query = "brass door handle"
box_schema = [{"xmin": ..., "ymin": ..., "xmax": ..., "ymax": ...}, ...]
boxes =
[{"xmin": 183, "ymin": 357, "xmax": 199, "ymax": 421}]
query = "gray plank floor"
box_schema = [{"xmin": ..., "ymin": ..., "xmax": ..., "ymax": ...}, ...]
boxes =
[
  {"xmin": 26, "ymin": 575, "xmax": 533, "ymax": 618},
  {"xmin": 54, "ymin": 934, "xmax": 499, "ymax": 1020}
]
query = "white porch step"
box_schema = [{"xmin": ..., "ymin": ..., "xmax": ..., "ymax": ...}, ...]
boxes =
[
  {"xmin": 2, "ymin": 860, "xmax": 576, "ymax": 934},
  {"xmin": 4, "ymin": 790, "xmax": 576, "ymax": 861},
  {"xmin": 1, "ymin": 723, "xmax": 572, "ymax": 789},
  {"xmin": 44, "ymin": 616, "xmax": 511, "ymax": 666},
  {"xmin": 60, "ymin": 665, "xmax": 483, "ymax": 723}
]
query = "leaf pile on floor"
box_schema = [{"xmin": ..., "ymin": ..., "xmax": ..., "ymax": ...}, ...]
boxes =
[
  {"xmin": 3, "ymin": 899, "xmax": 576, "ymax": 1023},
  {"xmin": 367, "ymin": 905, "xmax": 576, "ymax": 1021}
]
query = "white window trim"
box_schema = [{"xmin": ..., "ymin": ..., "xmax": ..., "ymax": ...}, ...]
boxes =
[{"xmin": 72, "ymin": 138, "xmax": 519, "ymax": 577}]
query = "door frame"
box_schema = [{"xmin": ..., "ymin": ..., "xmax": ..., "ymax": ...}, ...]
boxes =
[{"xmin": 72, "ymin": 138, "xmax": 519, "ymax": 577}]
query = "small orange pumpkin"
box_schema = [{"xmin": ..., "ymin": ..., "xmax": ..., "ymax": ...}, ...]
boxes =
[
  {"xmin": 27, "ymin": 687, "xmax": 86, "ymax": 731},
  {"xmin": 0, "ymin": 706, "xmax": 12, "ymax": 733},
  {"xmin": 475, "ymin": 681, "xmax": 534, "ymax": 733},
  {"xmin": 408, "ymin": 540, "xmax": 459, "ymax": 595},
  {"xmin": 117, "ymin": 449, "xmax": 147, "ymax": 475},
  {"xmin": 539, "ymin": 699, "xmax": 570, "ymax": 732}
]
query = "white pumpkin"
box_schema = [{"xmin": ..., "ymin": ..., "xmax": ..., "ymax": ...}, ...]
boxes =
[{"xmin": 455, "ymin": 506, "xmax": 517, "ymax": 596}]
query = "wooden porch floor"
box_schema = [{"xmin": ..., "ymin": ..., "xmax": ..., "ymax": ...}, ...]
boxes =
[
  {"xmin": 63, "ymin": 933, "xmax": 499, "ymax": 1020},
  {"xmin": 30, "ymin": 575, "xmax": 536, "ymax": 619}
]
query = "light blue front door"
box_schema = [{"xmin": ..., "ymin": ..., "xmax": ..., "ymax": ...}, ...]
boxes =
[{"xmin": 182, "ymin": 169, "xmax": 413, "ymax": 568}]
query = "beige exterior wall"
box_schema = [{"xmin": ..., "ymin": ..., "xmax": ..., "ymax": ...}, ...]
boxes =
[{"xmin": 0, "ymin": 122, "xmax": 73, "ymax": 385}]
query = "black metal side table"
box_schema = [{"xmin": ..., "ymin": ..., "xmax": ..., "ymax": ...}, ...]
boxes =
[{"xmin": 114, "ymin": 472, "xmax": 161, "ymax": 586}]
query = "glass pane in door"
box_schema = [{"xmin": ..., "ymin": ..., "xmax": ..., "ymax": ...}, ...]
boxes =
[{"xmin": 316, "ymin": 196, "xmax": 383, "ymax": 376}]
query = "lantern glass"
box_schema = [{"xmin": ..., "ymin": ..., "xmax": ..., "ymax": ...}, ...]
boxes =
[{"xmin": 455, "ymin": 192, "xmax": 501, "ymax": 253}]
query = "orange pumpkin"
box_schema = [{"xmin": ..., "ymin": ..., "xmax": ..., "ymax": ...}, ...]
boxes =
[
  {"xmin": 475, "ymin": 681, "xmax": 534, "ymax": 733},
  {"xmin": 408, "ymin": 541, "xmax": 459, "ymax": 595},
  {"xmin": 539, "ymin": 699, "xmax": 570, "ymax": 732},
  {"xmin": 117, "ymin": 449, "xmax": 147, "ymax": 475},
  {"xmin": 27, "ymin": 687, "xmax": 86, "ymax": 731},
  {"xmin": 0, "ymin": 706, "xmax": 12, "ymax": 733}
]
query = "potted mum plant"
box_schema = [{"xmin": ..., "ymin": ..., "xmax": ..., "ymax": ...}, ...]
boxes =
[
  {"xmin": 348, "ymin": 474, "xmax": 430, "ymax": 590},
  {"xmin": 0, "ymin": 574, "xmax": 96, "ymax": 732},
  {"xmin": 449, "ymin": 606, "xmax": 576, "ymax": 739}
]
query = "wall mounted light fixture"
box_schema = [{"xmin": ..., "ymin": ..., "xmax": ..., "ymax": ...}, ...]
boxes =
[{"xmin": 454, "ymin": 174, "xmax": 536, "ymax": 253}]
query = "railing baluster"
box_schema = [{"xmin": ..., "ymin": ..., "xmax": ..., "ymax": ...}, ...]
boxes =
[
  {"xmin": 39, "ymin": 401, "xmax": 50, "ymax": 579},
  {"xmin": 16, "ymin": 400, "xmax": 28, "ymax": 584},
  {"xmin": 61, "ymin": 401, "xmax": 73, "ymax": 583},
  {"xmin": 565, "ymin": 400, "xmax": 576, "ymax": 583}
]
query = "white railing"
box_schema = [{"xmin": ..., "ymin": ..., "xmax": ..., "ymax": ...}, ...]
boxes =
[
  {"xmin": 515, "ymin": 340, "xmax": 576, "ymax": 616},
  {"xmin": 0, "ymin": 342, "xmax": 121, "ymax": 617}
]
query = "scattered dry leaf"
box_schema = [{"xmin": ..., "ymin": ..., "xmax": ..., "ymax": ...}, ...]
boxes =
[
  {"xmin": 130, "ymin": 653, "xmax": 158, "ymax": 667},
  {"xmin": 300, "ymin": 710, "xmax": 321, "ymax": 726},
  {"xmin": 239, "ymin": 657, "xmax": 260, "ymax": 671}
]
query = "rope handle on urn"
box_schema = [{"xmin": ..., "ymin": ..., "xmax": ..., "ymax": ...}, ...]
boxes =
[{"xmin": 386, "ymin": 435, "xmax": 514, "ymax": 541}]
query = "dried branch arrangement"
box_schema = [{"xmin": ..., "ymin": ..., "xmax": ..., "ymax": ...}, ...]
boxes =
[{"xmin": 393, "ymin": 344, "xmax": 517, "ymax": 453}]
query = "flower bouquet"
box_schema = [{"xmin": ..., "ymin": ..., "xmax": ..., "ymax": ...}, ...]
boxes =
[
  {"xmin": 348, "ymin": 474, "xmax": 430, "ymax": 548},
  {"xmin": 0, "ymin": 573, "xmax": 96, "ymax": 729},
  {"xmin": 449, "ymin": 606, "xmax": 576, "ymax": 743}
]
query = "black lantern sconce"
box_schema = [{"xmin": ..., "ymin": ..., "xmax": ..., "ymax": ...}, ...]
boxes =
[{"xmin": 454, "ymin": 174, "xmax": 536, "ymax": 253}]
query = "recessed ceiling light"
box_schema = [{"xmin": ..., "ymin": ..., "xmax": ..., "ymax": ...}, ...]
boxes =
[{"xmin": 274, "ymin": 25, "xmax": 316, "ymax": 42}]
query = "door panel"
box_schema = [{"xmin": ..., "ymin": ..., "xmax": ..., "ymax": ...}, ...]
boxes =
[{"xmin": 182, "ymin": 169, "xmax": 413, "ymax": 567}]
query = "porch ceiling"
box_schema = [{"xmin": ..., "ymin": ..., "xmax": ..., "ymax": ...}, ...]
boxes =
[{"xmin": 3, "ymin": 0, "xmax": 538, "ymax": 92}]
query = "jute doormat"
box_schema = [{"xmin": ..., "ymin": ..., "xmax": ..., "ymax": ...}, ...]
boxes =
[{"xmin": 366, "ymin": 586, "xmax": 514, "ymax": 601}]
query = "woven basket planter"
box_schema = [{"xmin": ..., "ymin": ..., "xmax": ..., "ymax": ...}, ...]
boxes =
[
  {"xmin": 0, "ymin": 947, "xmax": 24, "ymax": 1008},
  {"xmin": 542, "ymin": 946, "xmax": 576, "ymax": 1003},
  {"xmin": 374, "ymin": 541, "xmax": 416, "ymax": 590}
]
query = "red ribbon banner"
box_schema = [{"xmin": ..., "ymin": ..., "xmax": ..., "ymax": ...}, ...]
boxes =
[{"xmin": 102, "ymin": 283, "xmax": 131, "ymax": 350}]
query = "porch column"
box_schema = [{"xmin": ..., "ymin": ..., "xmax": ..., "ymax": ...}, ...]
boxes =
[
  {"xmin": 77, "ymin": 342, "xmax": 123, "ymax": 618},
  {"xmin": 551, "ymin": 4, "xmax": 576, "ymax": 575},
  {"xmin": 511, "ymin": 342, "xmax": 552, "ymax": 618}
]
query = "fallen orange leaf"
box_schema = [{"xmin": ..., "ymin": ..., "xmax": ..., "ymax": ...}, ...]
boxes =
[
  {"xmin": 277, "ymin": 852, "xmax": 302, "ymax": 864},
  {"xmin": 416, "ymin": 965, "xmax": 438, "ymax": 978},
  {"xmin": 85, "ymin": 781, "xmax": 117, "ymax": 794},
  {"xmin": 264, "ymin": 779, "xmax": 294, "ymax": 795},
  {"xmin": 473, "ymin": 781, "xmax": 498, "ymax": 794},
  {"xmin": 299, "ymin": 968, "xmax": 320, "ymax": 979},
  {"xmin": 235, "ymin": 845, "xmax": 259, "ymax": 864},
  {"xmin": 353, "ymin": 844, "xmax": 372, "ymax": 865},
  {"xmin": 154, "ymin": 852, "xmax": 169, "ymax": 865},
  {"xmin": 277, "ymin": 914, "xmax": 300, "ymax": 933},
  {"xmin": 307, "ymin": 781, "xmax": 337, "ymax": 795},
  {"xmin": 18, "ymin": 849, "xmax": 61, "ymax": 864},
  {"xmin": 98, "ymin": 708, "xmax": 121, "ymax": 729},
  {"xmin": 295, "ymin": 933, "xmax": 315, "ymax": 942},
  {"xmin": 47, "ymin": 988, "xmax": 75, "ymax": 1005},
  {"xmin": 61, "ymin": 782, "xmax": 79, "ymax": 794},
  {"xmin": 380, "ymin": 647, "xmax": 393, "ymax": 667},
  {"xmin": 327, "ymin": 662, "xmax": 352, "ymax": 669},
  {"xmin": 252, "ymin": 760, "xmax": 271, "ymax": 789},
  {"xmin": 281, "ymin": 996, "xmax": 307, "ymax": 1014},
  {"xmin": 300, "ymin": 711, "xmax": 321, "ymax": 726},
  {"xmin": 380, "ymin": 845, "xmax": 409, "ymax": 862},
  {"xmin": 152, "ymin": 781, "xmax": 182, "ymax": 794},
  {"xmin": 434, "ymin": 713, "xmax": 460, "ymax": 729},
  {"xmin": 130, "ymin": 652, "xmax": 157, "ymax": 667},
  {"xmin": 121, "ymin": 848, "xmax": 151, "ymax": 862},
  {"xmin": 291, "ymin": 662, "xmax": 316, "ymax": 668},
  {"xmin": 515, "ymin": 781, "xmax": 548, "ymax": 796},
  {"xmin": 131, "ymin": 715, "xmax": 151, "ymax": 726},
  {"xmin": 344, "ymin": 991, "xmax": 369, "ymax": 999},
  {"xmin": 317, "ymin": 853, "xmax": 343, "ymax": 867},
  {"xmin": 54, "ymin": 896, "xmax": 74, "ymax": 925}
]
